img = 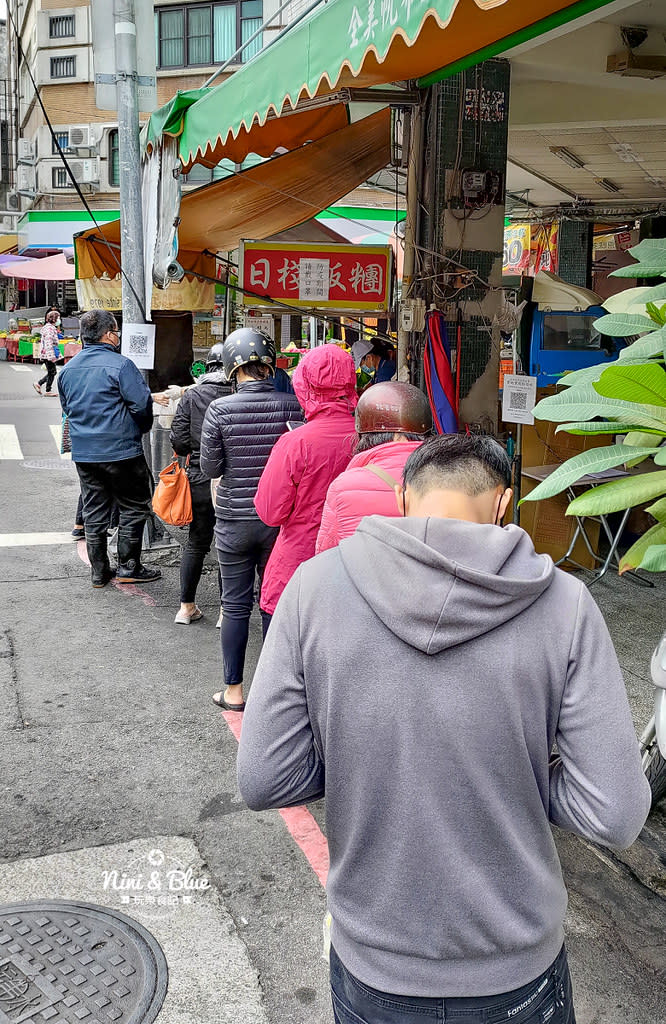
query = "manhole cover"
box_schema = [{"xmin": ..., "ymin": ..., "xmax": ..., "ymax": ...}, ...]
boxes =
[
  {"xmin": 0, "ymin": 901, "xmax": 167, "ymax": 1024},
  {"xmin": 21, "ymin": 460, "xmax": 74, "ymax": 472}
]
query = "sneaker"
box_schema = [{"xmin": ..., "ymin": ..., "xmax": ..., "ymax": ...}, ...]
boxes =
[{"xmin": 115, "ymin": 560, "xmax": 162, "ymax": 584}]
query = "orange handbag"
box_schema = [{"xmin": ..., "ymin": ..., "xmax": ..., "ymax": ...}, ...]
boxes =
[{"xmin": 152, "ymin": 454, "xmax": 193, "ymax": 526}]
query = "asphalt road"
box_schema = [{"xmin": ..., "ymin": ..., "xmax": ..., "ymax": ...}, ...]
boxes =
[{"xmin": 0, "ymin": 360, "xmax": 664, "ymax": 1024}]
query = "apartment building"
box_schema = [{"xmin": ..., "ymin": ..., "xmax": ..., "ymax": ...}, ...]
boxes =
[{"xmin": 5, "ymin": 0, "xmax": 307, "ymax": 219}]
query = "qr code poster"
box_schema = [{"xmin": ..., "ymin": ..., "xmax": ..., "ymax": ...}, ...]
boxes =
[
  {"xmin": 501, "ymin": 374, "xmax": 537, "ymax": 425},
  {"xmin": 121, "ymin": 322, "xmax": 156, "ymax": 370}
]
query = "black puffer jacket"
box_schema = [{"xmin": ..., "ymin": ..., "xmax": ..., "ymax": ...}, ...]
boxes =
[
  {"xmin": 200, "ymin": 379, "xmax": 303, "ymax": 520},
  {"xmin": 169, "ymin": 372, "xmax": 233, "ymax": 484}
]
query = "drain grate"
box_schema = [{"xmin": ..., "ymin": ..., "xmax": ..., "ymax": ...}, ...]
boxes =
[{"xmin": 0, "ymin": 901, "xmax": 167, "ymax": 1024}]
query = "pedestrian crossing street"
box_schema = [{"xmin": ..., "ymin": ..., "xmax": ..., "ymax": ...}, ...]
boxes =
[{"xmin": 0, "ymin": 423, "xmax": 70, "ymax": 461}]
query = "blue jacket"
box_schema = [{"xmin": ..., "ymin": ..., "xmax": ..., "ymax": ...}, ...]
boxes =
[{"xmin": 59, "ymin": 343, "xmax": 153, "ymax": 463}]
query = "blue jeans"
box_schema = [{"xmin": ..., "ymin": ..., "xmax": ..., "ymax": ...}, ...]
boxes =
[{"xmin": 330, "ymin": 944, "xmax": 576, "ymax": 1024}]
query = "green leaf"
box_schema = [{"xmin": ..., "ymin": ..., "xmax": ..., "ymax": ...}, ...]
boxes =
[
  {"xmin": 519, "ymin": 444, "xmax": 657, "ymax": 504},
  {"xmin": 534, "ymin": 385, "xmax": 666, "ymax": 431},
  {"xmin": 592, "ymin": 362, "xmax": 666, "ymax": 407},
  {"xmin": 618, "ymin": 329, "xmax": 666, "ymax": 361},
  {"xmin": 638, "ymin": 544, "xmax": 666, "ymax": 572},
  {"xmin": 593, "ymin": 313, "xmax": 656, "ymax": 336},
  {"xmin": 626, "ymin": 238, "xmax": 666, "ymax": 261},
  {"xmin": 556, "ymin": 421, "xmax": 664, "ymax": 436},
  {"xmin": 633, "ymin": 282, "xmax": 666, "ymax": 305},
  {"xmin": 646, "ymin": 302, "xmax": 666, "ymax": 326},
  {"xmin": 654, "ymin": 447, "xmax": 666, "ymax": 465},
  {"xmin": 623, "ymin": 430, "xmax": 662, "ymax": 467},
  {"xmin": 611, "ymin": 263, "xmax": 666, "ymax": 278},
  {"xmin": 567, "ymin": 470, "xmax": 666, "ymax": 516},
  {"xmin": 619, "ymin": 525, "xmax": 666, "ymax": 574},
  {"xmin": 646, "ymin": 497, "xmax": 666, "ymax": 521},
  {"xmin": 557, "ymin": 359, "xmax": 651, "ymax": 389}
]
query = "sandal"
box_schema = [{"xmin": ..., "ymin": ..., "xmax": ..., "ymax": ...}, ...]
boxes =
[
  {"xmin": 174, "ymin": 606, "xmax": 203, "ymax": 625},
  {"xmin": 211, "ymin": 691, "xmax": 245, "ymax": 712},
  {"xmin": 33, "ymin": 382, "xmax": 42, "ymax": 395}
]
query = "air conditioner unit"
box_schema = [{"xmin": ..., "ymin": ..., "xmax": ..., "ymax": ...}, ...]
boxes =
[
  {"xmin": 69, "ymin": 158, "xmax": 100, "ymax": 184},
  {"xmin": 17, "ymin": 165, "xmax": 36, "ymax": 192},
  {"xmin": 69, "ymin": 125, "xmax": 91, "ymax": 149},
  {"xmin": 17, "ymin": 138, "xmax": 35, "ymax": 162},
  {"xmin": 7, "ymin": 191, "xmax": 20, "ymax": 211}
]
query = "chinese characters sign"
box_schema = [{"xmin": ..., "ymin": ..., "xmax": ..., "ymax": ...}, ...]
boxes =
[{"xmin": 240, "ymin": 242, "xmax": 393, "ymax": 312}]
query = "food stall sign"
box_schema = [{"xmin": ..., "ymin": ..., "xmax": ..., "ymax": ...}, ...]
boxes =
[{"xmin": 240, "ymin": 241, "xmax": 393, "ymax": 313}]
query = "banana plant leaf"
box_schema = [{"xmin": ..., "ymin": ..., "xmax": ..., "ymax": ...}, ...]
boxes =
[
  {"xmin": 567, "ymin": 470, "xmax": 666, "ymax": 516},
  {"xmin": 619, "ymin": 525, "xmax": 666, "ymax": 574},
  {"xmin": 618, "ymin": 329, "xmax": 666, "ymax": 361},
  {"xmin": 646, "ymin": 497, "xmax": 666, "ymax": 521},
  {"xmin": 520, "ymin": 444, "xmax": 658, "ymax": 504},
  {"xmin": 555, "ymin": 421, "xmax": 665, "ymax": 436},
  {"xmin": 592, "ymin": 362, "xmax": 666, "ymax": 408},
  {"xmin": 534, "ymin": 386, "xmax": 666, "ymax": 430},
  {"xmin": 639, "ymin": 544, "xmax": 666, "ymax": 572},
  {"xmin": 593, "ymin": 313, "xmax": 656, "ymax": 336}
]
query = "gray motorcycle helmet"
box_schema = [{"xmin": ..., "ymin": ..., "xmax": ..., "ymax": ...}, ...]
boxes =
[{"xmin": 222, "ymin": 327, "xmax": 275, "ymax": 380}]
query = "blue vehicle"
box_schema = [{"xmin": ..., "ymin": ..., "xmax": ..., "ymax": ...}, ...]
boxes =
[{"xmin": 527, "ymin": 272, "xmax": 625, "ymax": 386}]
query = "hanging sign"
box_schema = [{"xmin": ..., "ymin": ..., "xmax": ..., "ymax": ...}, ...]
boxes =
[
  {"xmin": 121, "ymin": 322, "xmax": 156, "ymax": 371},
  {"xmin": 76, "ymin": 276, "xmax": 215, "ymax": 312},
  {"xmin": 503, "ymin": 224, "xmax": 530, "ymax": 275},
  {"xmin": 240, "ymin": 242, "xmax": 393, "ymax": 312},
  {"xmin": 502, "ymin": 374, "xmax": 537, "ymax": 425}
]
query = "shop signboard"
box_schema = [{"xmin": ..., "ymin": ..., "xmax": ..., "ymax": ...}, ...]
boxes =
[
  {"xmin": 503, "ymin": 223, "xmax": 530, "ymax": 275},
  {"xmin": 239, "ymin": 242, "xmax": 393, "ymax": 313},
  {"xmin": 76, "ymin": 275, "xmax": 215, "ymax": 312}
]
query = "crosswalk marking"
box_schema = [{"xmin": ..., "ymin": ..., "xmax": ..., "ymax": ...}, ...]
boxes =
[
  {"xmin": 0, "ymin": 532, "xmax": 75, "ymax": 547},
  {"xmin": 0, "ymin": 425, "xmax": 23, "ymax": 459},
  {"xmin": 49, "ymin": 423, "xmax": 71, "ymax": 460},
  {"xmin": 9, "ymin": 365, "xmax": 33, "ymax": 373}
]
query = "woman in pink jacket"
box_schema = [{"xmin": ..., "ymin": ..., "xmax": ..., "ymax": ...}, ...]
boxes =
[
  {"xmin": 316, "ymin": 382, "xmax": 433, "ymax": 553},
  {"xmin": 254, "ymin": 344, "xmax": 357, "ymax": 618}
]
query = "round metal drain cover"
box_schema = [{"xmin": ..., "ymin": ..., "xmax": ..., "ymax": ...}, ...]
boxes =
[{"xmin": 0, "ymin": 901, "xmax": 167, "ymax": 1024}]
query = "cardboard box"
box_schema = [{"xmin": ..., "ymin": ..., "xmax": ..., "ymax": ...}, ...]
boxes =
[{"xmin": 519, "ymin": 405, "xmax": 608, "ymax": 569}]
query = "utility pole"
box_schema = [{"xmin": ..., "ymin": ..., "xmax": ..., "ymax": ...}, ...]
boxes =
[{"xmin": 113, "ymin": 0, "xmax": 145, "ymax": 328}]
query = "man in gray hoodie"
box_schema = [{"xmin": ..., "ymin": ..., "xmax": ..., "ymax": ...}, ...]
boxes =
[{"xmin": 237, "ymin": 433, "xmax": 651, "ymax": 1024}]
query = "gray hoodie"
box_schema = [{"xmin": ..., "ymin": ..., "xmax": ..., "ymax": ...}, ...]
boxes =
[{"xmin": 237, "ymin": 516, "xmax": 651, "ymax": 997}]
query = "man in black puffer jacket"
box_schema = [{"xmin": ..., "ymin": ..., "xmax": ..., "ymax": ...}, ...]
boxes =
[
  {"xmin": 200, "ymin": 329, "xmax": 303, "ymax": 711},
  {"xmin": 169, "ymin": 344, "xmax": 233, "ymax": 626}
]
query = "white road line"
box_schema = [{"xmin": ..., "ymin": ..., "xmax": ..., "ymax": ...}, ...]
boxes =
[
  {"xmin": 9, "ymin": 365, "xmax": 33, "ymax": 373},
  {"xmin": 0, "ymin": 532, "xmax": 75, "ymax": 547},
  {"xmin": 0, "ymin": 425, "xmax": 23, "ymax": 459},
  {"xmin": 49, "ymin": 423, "xmax": 71, "ymax": 460}
]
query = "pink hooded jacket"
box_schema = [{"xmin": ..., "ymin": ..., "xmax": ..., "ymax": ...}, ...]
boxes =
[
  {"xmin": 316, "ymin": 439, "xmax": 423, "ymax": 553},
  {"xmin": 254, "ymin": 345, "xmax": 357, "ymax": 615}
]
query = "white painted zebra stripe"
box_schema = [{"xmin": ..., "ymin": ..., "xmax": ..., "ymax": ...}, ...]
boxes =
[
  {"xmin": 0, "ymin": 532, "xmax": 74, "ymax": 547},
  {"xmin": 0, "ymin": 424, "xmax": 23, "ymax": 459},
  {"xmin": 9, "ymin": 365, "xmax": 33, "ymax": 373},
  {"xmin": 49, "ymin": 423, "xmax": 71, "ymax": 460}
]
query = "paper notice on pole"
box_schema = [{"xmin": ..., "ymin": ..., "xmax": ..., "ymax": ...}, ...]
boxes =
[
  {"xmin": 299, "ymin": 259, "xmax": 329, "ymax": 302},
  {"xmin": 121, "ymin": 322, "xmax": 156, "ymax": 370},
  {"xmin": 502, "ymin": 374, "xmax": 537, "ymax": 425}
]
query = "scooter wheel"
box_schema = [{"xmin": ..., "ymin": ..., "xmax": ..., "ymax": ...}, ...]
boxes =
[{"xmin": 644, "ymin": 741, "xmax": 666, "ymax": 808}]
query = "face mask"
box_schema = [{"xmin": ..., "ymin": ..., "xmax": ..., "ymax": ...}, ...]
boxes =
[{"xmin": 361, "ymin": 362, "xmax": 375, "ymax": 377}]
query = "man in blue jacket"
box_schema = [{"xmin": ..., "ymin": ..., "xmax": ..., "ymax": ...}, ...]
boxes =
[{"xmin": 59, "ymin": 309, "xmax": 160, "ymax": 588}]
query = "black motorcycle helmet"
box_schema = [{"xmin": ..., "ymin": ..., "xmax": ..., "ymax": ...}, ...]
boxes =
[
  {"xmin": 222, "ymin": 327, "xmax": 275, "ymax": 380},
  {"xmin": 205, "ymin": 342, "xmax": 226, "ymax": 371}
]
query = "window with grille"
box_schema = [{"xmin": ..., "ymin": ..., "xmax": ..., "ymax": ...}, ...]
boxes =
[
  {"xmin": 52, "ymin": 167, "xmax": 72, "ymax": 189},
  {"xmin": 52, "ymin": 131, "xmax": 69, "ymax": 155},
  {"xmin": 50, "ymin": 15, "xmax": 75, "ymax": 39},
  {"xmin": 108, "ymin": 130, "xmax": 119, "ymax": 186},
  {"xmin": 155, "ymin": 2, "xmax": 263, "ymax": 68},
  {"xmin": 50, "ymin": 56, "xmax": 76, "ymax": 79}
]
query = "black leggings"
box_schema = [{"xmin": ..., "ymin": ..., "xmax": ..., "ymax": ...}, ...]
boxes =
[
  {"xmin": 180, "ymin": 479, "xmax": 217, "ymax": 603},
  {"xmin": 38, "ymin": 360, "xmax": 57, "ymax": 392}
]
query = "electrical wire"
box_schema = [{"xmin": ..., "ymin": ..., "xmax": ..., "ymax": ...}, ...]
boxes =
[{"xmin": 5, "ymin": 2, "xmax": 147, "ymax": 320}]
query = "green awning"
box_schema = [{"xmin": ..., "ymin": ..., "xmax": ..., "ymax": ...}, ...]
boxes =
[{"xmin": 144, "ymin": 0, "xmax": 619, "ymax": 170}]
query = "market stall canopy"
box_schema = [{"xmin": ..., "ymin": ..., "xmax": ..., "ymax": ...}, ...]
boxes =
[
  {"xmin": 143, "ymin": 0, "xmax": 616, "ymax": 170},
  {"xmin": 0, "ymin": 252, "xmax": 75, "ymax": 281},
  {"xmin": 0, "ymin": 234, "xmax": 18, "ymax": 255},
  {"xmin": 77, "ymin": 108, "xmax": 390, "ymax": 280}
]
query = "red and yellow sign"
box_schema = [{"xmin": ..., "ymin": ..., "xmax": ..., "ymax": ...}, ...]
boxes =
[{"xmin": 240, "ymin": 241, "xmax": 393, "ymax": 313}]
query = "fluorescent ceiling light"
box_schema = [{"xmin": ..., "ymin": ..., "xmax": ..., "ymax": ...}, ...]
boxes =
[
  {"xmin": 549, "ymin": 146, "xmax": 586, "ymax": 169},
  {"xmin": 594, "ymin": 177, "xmax": 621, "ymax": 193}
]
